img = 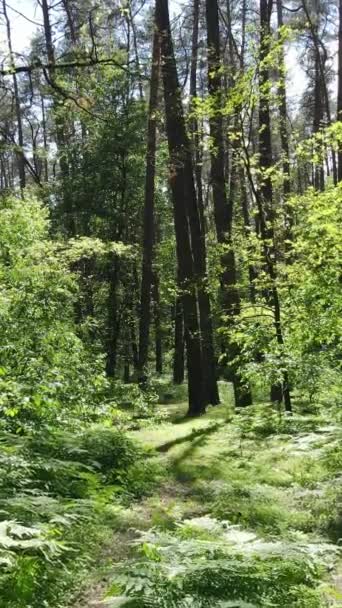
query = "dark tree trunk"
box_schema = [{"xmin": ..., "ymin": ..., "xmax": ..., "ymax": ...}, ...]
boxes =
[
  {"xmin": 173, "ymin": 297, "xmax": 185, "ymax": 384},
  {"xmin": 189, "ymin": 0, "xmax": 204, "ymax": 228},
  {"xmin": 259, "ymin": 0, "xmax": 292, "ymax": 412},
  {"xmin": 276, "ymin": 0, "xmax": 293, "ymax": 244},
  {"xmin": 313, "ymin": 55, "xmax": 325, "ymax": 191},
  {"xmin": 2, "ymin": 0, "xmax": 25, "ymax": 190},
  {"xmin": 41, "ymin": 0, "xmax": 75, "ymax": 234},
  {"xmin": 205, "ymin": 0, "xmax": 251, "ymax": 407},
  {"xmin": 156, "ymin": 0, "xmax": 207, "ymax": 416},
  {"xmin": 128, "ymin": 3, "xmax": 144, "ymax": 100},
  {"xmin": 338, "ymin": 0, "xmax": 342, "ymax": 181},
  {"xmin": 190, "ymin": 0, "xmax": 220, "ymax": 406},
  {"xmin": 153, "ymin": 275, "xmax": 163, "ymax": 375},
  {"xmin": 302, "ymin": 0, "xmax": 337, "ymax": 186},
  {"xmin": 138, "ymin": 29, "xmax": 161, "ymax": 376},
  {"xmin": 106, "ymin": 258, "xmax": 120, "ymax": 378}
]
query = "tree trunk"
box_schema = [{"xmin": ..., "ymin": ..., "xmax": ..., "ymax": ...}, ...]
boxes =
[
  {"xmin": 205, "ymin": 0, "xmax": 251, "ymax": 407},
  {"xmin": 2, "ymin": 0, "xmax": 25, "ymax": 190},
  {"xmin": 190, "ymin": 0, "xmax": 220, "ymax": 406},
  {"xmin": 259, "ymin": 0, "xmax": 292, "ymax": 412},
  {"xmin": 41, "ymin": 0, "xmax": 75, "ymax": 233},
  {"xmin": 106, "ymin": 258, "xmax": 120, "ymax": 377},
  {"xmin": 189, "ymin": 0, "xmax": 204, "ymax": 228},
  {"xmin": 153, "ymin": 274, "xmax": 163, "ymax": 375},
  {"xmin": 156, "ymin": 0, "xmax": 207, "ymax": 416},
  {"xmin": 313, "ymin": 55, "xmax": 325, "ymax": 191},
  {"xmin": 302, "ymin": 0, "xmax": 337, "ymax": 186},
  {"xmin": 173, "ymin": 296, "xmax": 185, "ymax": 384},
  {"xmin": 276, "ymin": 0, "xmax": 293, "ymax": 243},
  {"xmin": 138, "ymin": 29, "xmax": 161, "ymax": 376},
  {"xmin": 338, "ymin": 0, "xmax": 342, "ymax": 181}
]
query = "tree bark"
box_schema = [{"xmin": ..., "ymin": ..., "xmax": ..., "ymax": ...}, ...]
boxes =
[
  {"xmin": 41, "ymin": 0, "xmax": 75, "ymax": 233},
  {"xmin": 190, "ymin": 0, "xmax": 220, "ymax": 406},
  {"xmin": 276, "ymin": 0, "xmax": 293, "ymax": 242},
  {"xmin": 138, "ymin": 28, "xmax": 161, "ymax": 376},
  {"xmin": 153, "ymin": 274, "xmax": 163, "ymax": 375},
  {"xmin": 205, "ymin": 0, "xmax": 251, "ymax": 407},
  {"xmin": 338, "ymin": 0, "xmax": 342, "ymax": 181},
  {"xmin": 173, "ymin": 296, "xmax": 185, "ymax": 384},
  {"xmin": 259, "ymin": 0, "xmax": 292, "ymax": 412},
  {"xmin": 2, "ymin": 0, "xmax": 25, "ymax": 190},
  {"xmin": 106, "ymin": 258, "xmax": 120, "ymax": 377},
  {"xmin": 156, "ymin": 0, "xmax": 207, "ymax": 416},
  {"xmin": 302, "ymin": 0, "xmax": 337, "ymax": 186}
]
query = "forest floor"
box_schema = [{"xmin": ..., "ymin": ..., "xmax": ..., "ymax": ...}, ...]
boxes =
[{"xmin": 72, "ymin": 386, "xmax": 342, "ymax": 607}]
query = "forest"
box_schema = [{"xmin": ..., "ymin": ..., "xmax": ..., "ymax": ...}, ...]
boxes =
[{"xmin": 0, "ymin": 0, "xmax": 341, "ymax": 606}]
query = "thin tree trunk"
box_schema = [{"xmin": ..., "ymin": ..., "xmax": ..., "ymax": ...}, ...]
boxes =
[
  {"xmin": 106, "ymin": 258, "xmax": 120, "ymax": 377},
  {"xmin": 189, "ymin": 0, "xmax": 204, "ymax": 228},
  {"xmin": 338, "ymin": 0, "xmax": 342, "ymax": 181},
  {"xmin": 128, "ymin": 2, "xmax": 144, "ymax": 100},
  {"xmin": 153, "ymin": 274, "xmax": 163, "ymax": 375},
  {"xmin": 138, "ymin": 28, "xmax": 161, "ymax": 375},
  {"xmin": 173, "ymin": 296, "xmax": 185, "ymax": 384},
  {"xmin": 41, "ymin": 0, "xmax": 75, "ymax": 233},
  {"xmin": 276, "ymin": 0, "xmax": 293, "ymax": 243},
  {"xmin": 313, "ymin": 55, "xmax": 325, "ymax": 191},
  {"xmin": 2, "ymin": 0, "xmax": 25, "ymax": 190}
]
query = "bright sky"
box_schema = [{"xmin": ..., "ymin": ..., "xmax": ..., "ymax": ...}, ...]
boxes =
[
  {"xmin": 0, "ymin": 0, "xmax": 307, "ymax": 107},
  {"xmin": 0, "ymin": 0, "xmax": 40, "ymax": 56}
]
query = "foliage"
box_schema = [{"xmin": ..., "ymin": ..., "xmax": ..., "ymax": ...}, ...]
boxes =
[
  {"xmin": 107, "ymin": 520, "xmax": 328, "ymax": 607},
  {"xmin": 0, "ymin": 194, "xmax": 108, "ymax": 431},
  {"xmin": 0, "ymin": 424, "xmax": 162, "ymax": 607}
]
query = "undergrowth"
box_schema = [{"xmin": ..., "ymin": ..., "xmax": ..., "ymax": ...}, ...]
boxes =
[{"xmin": 0, "ymin": 425, "xmax": 164, "ymax": 608}]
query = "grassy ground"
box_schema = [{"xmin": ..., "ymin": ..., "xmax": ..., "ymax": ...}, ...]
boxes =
[{"xmin": 73, "ymin": 382, "xmax": 342, "ymax": 607}]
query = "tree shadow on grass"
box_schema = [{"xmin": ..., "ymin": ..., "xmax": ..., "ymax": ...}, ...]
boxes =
[{"xmin": 156, "ymin": 423, "xmax": 221, "ymax": 454}]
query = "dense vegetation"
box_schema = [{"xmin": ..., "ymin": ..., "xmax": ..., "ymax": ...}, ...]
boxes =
[{"xmin": 0, "ymin": 0, "xmax": 341, "ymax": 606}]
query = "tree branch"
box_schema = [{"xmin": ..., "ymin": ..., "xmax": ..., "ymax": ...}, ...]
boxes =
[{"xmin": 0, "ymin": 56, "xmax": 146, "ymax": 79}]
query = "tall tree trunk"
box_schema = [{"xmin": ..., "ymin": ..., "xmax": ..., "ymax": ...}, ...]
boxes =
[
  {"xmin": 338, "ymin": 0, "xmax": 342, "ymax": 181},
  {"xmin": 302, "ymin": 0, "xmax": 337, "ymax": 186},
  {"xmin": 156, "ymin": 0, "xmax": 207, "ymax": 416},
  {"xmin": 259, "ymin": 0, "xmax": 292, "ymax": 412},
  {"xmin": 153, "ymin": 274, "xmax": 163, "ymax": 375},
  {"xmin": 41, "ymin": 0, "xmax": 75, "ymax": 233},
  {"xmin": 205, "ymin": 0, "xmax": 251, "ymax": 407},
  {"xmin": 128, "ymin": 2, "xmax": 144, "ymax": 100},
  {"xmin": 313, "ymin": 54, "xmax": 325, "ymax": 191},
  {"xmin": 41, "ymin": 95, "xmax": 49, "ymax": 183},
  {"xmin": 138, "ymin": 28, "xmax": 161, "ymax": 376},
  {"xmin": 190, "ymin": 0, "xmax": 220, "ymax": 406},
  {"xmin": 2, "ymin": 0, "xmax": 25, "ymax": 190},
  {"xmin": 276, "ymin": 0, "xmax": 293, "ymax": 244},
  {"xmin": 106, "ymin": 258, "xmax": 120, "ymax": 377},
  {"xmin": 173, "ymin": 296, "xmax": 185, "ymax": 384},
  {"xmin": 189, "ymin": 0, "xmax": 204, "ymax": 227}
]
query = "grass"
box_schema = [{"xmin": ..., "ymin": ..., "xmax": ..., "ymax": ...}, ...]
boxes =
[{"xmin": 68, "ymin": 382, "xmax": 342, "ymax": 607}]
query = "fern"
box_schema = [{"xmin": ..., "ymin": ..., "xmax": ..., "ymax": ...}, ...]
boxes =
[{"xmin": 107, "ymin": 519, "xmax": 334, "ymax": 608}]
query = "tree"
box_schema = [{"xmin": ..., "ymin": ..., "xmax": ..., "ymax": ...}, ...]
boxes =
[
  {"xmin": 205, "ymin": 0, "xmax": 252, "ymax": 407},
  {"xmin": 138, "ymin": 28, "xmax": 161, "ymax": 378},
  {"xmin": 338, "ymin": 0, "xmax": 342, "ymax": 181},
  {"xmin": 156, "ymin": 0, "xmax": 210, "ymax": 416}
]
